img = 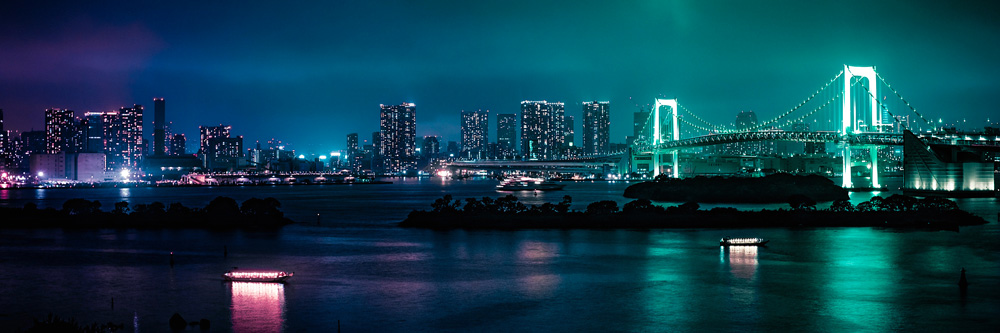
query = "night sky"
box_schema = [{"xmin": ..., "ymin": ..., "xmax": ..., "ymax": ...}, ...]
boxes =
[{"xmin": 2, "ymin": 1, "xmax": 998, "ymax": 154}]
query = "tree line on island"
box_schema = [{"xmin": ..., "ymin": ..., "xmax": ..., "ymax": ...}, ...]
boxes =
[
  {"xmin": 0, "ymin": 196, "xmax": 293, "ymax": 229},
  {"xmin": 400, "ymin": 194, "xmax": 986, "ymax": 230}
]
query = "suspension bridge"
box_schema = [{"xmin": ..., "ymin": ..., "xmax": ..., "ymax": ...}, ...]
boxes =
[
  {"xmin": 446, "ymin": 65, "xmax": 997, "ymax": 190},
  {"xmin": 631, "ymin": 64, "xmax": 954, "ymax": 189}
]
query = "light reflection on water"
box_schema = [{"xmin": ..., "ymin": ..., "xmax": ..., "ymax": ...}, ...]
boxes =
[
  {"xmin": 723, "ymin": 246, "xmax": 759, "ymax": 280},
  {"xmin": 230, "ymin": 282, "xmax": 285, "ymax": 332}
]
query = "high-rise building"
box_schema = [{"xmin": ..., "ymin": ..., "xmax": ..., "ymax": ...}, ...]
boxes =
[
  {"xmin": 169, "ymin": 134, "xmax": 186, "ymax": 156},
  {"xmin": 45, "ymin": 108, "xmax": 77, "ymax": 154},
  {"xmin": 347, "ymin": 133, "xmax": 361, "ymax": 173},
  {"xmin": 80, "ymin": 112, "xmax": 105, "ymax": 154},
  {"xmin": 565, "ymin": 115, "xmax": 575, "ymax": 149},
  {"xmin": 198, "ymin": 125, "xmax": 243, "ymax": 170},
  {"xmin": 496, "ymin": 114, "xmax": 517, "ymax": 148},
  {"xmin": 720, "ymin": 110, "xmax": 760, "ymax": 156},
  {"xmin": 582, "ymin": 101, "xmax": 610, "ymax": 155},
  {"xmin": 633, "ymin": 109, "xmax": 650, "ymax": 146},
  {"xmin": 460, "ymin": 109, "xmax": 489, "ymax": 159},
  {"xmin": 0, "ymin": 109, "xmax": 6, "ymax": 168},
  {"xmin": 199, "ymin": 125, "xmax": 231, "ymax": 155},
  {"xmin": 153, "ymin": 98, "xmax": 166, "ymax": 156},
  {"xmin": 520, "ymin": 100, "xmax": 565, "ymax": 159},
  {"xmin": 379, "ymin": 103, "xmax": 416, "ymax": 174},
  {"xmin": 422, "ymin": 136, "xmax": 440, "ymax": 155},
  {"xmin": 117, "ymin": 105, "xmax": 144, "ymax": 170}
]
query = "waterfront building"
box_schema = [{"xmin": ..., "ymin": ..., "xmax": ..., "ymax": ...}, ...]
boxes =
[
  {"xmin": 379, "ymin": 103, "xmax": 416, "ymax": 174},
  {"xmin": 80, "ymin": 112, "xmax": 105, "ymax": 154},
  {"xmin": 520, "ymin": 100, "xmax": 565, "ymax": 159},
  {"xmin": 153, "ymin": 98, "xmax": 166, "ymax": 156},
  {"xmin": 198, "ymin": 125, "xmax": 243, "ymax": 171},
  {"xmin": 422, "ymin": 136, "xmax": 440, "ymax": 155},
  {"xmin": 168, "ymin": 134, "xmax": 186, "ymax": 156},
  {"xmin": 199, "ymin": 125, "xmax": 231, "ymax": 155},
  {"xmin": 582, "ymin": 101, "xmax": 610, "ymax": 155},
  {"xmin": 0, "ymin": 109, "xmax": 6, "ymax": 170},
  {"xmin": 30, "ymin": 152, "xmax": 106, "ymax": 181},
  {"xmin": 903, "ymin": 130, "xmax": 995, "ymax": 195},
  {"xmin": 45, "ymin": 108, "xmax": 77, "ymax": 154},
  {"xmin": 107, "ymin": 105, "xmax": 144, "ymax": 171},
  {"xmin": 460, "ymin": 109, "xmax": 489, "ymax": 159},
  {"xmin": 497, "ymin": 113, "xmax": 517, "ymax": 158}
]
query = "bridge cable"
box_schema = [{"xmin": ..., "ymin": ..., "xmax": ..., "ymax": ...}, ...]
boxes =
[
  {"xmin": 739, "ymin": 70, "xmax": 845, "ymax": 133},
  {"xmin": 875, "ymin": 73, "xmax": 936, "ymax": 127},
  {"xmin": 845, "ymin": 67, "xmax": 909, "ymax": 130}
]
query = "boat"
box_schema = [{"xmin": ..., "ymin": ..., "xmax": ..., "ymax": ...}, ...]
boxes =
[
  {"xmin": 496, "ymin": 177, "xmax": 565, "ymax": 191},
  {"xmin": 720, "ymin": 237, "xmax": 769, "ymax": 246},
  {"xmin": 223, "ymin": 269, "xmax": 293, "ymax": 283}
]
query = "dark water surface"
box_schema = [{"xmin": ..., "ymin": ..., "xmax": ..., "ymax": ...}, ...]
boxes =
[{"xmin": 1, "ymin": 179, "xmax": 998, "ymax": 331}]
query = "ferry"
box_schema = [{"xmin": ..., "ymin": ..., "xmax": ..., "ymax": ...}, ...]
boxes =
[
  {"xmin": 720, "ymin": 237, "xmax": 769, "ymax": 246},
  {"xmin": 496, "ymin": 177, "xmax": 565, "ymax": 191},
  {"xmin": 223, "ymin": 269, "xmax": 293, "ymax": 283}
]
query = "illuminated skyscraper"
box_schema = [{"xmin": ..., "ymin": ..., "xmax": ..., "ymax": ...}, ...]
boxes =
[
  {"xmin": 582, "ymin": 101, "xmax": 610, "ymax": 155},
  {"xmin": 520, "ymin": 101, "xmax": 565, "ymax": 159},
  {"xmin": 153, "ymin": 98, "xmax": 166, "ymax": 156},
  {"xmin": 199, "ymin": 125, "xmax": 231, "ymax": 154},
  {"xmin": 199, "ymin": 125, "xmax": 243, "ymax": 170},
  {"xmin": 379, "ymin": 103, "xmax": 416, "ymax": 174},
  {"xmin": 496, "ymin": 113, "xmax": 517, "ymax": 158},
  {"xmin": 347, "ymin": 133, "xmax": 362, "ymax": 172},
  {"xmin": 460, "ymin": 109, "xmax": 489, "ymax": 159},
  {"xmin": 45, "ymin": 108, "xmax": 76, "ymax": 154},
  {"xmin": 169, "ymin": 133, "xmax": 186, "ymax": 156}
]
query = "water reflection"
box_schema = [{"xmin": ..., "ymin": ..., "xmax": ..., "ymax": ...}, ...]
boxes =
[
  {"xmin": 722, "ymin": 246, "xmax": 759, "ymax": 280},
  {"xmin": 230, "ymin": 282, "xmax": 285, "ymax": 332}
]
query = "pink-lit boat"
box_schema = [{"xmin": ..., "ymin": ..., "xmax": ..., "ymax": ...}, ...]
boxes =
[
  {"xmin": 223, "ymin": 269, "xmax": 293, "ymax": 283},
  {"xmin": 720, "ymin": 237, "xmax": 769, "ymax": 246}
]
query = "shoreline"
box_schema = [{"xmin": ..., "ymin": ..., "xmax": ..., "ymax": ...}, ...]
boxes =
[{"xmin": 399, "ymin": 194, "xmax": 988, "ymax": 230}]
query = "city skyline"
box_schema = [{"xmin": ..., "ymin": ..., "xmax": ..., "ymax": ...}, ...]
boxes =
[{"xmin": 1, "ymin": 1, "xmax": 999, "ymax": 155}]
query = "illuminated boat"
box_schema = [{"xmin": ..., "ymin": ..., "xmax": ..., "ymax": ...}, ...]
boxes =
[
  {"xmin": 223, "ymin": 269, "xmax": 293, "ymax": 283},
  {"xmin": 720, "ymin": 237, "xmax": 769, "ymax": 246},
  {"xmin": 496, "ymin": 177, "xmax": 565, "ymax": 191}
]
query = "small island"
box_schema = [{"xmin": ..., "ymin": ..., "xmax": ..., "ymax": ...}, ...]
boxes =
[
  {"xmin": 623, "ymin": 173, "xmax": 850, "ymax": 203},
  {"xmin": 0, "ymin": 196, "xmax": 293, "ymax": 229},
  {"xmin": 399, "ymin": 194, "xmax": 986, "ymax": 230}
]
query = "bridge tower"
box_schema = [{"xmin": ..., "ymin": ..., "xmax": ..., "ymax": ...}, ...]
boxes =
[
  {"xmin": 652, "ymin": 98, "xmax": 679, "ymax": 178},
  {"xmin": 841, "ymin": 65, "xmax": 881, "ymax": 189}
]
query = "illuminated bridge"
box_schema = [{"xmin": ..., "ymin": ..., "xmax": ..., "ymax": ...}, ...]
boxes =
[{"xmin": 452, "ymin": 65, "xmax": 996, "ymax": 191}]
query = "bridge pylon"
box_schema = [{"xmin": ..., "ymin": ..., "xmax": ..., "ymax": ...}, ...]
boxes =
[
  {"xmin": 652, "ymin": 98, "xmax": 679, "ymax": 178},
  {"xmin": 841, "ymin": 65, "xmax": 882, "ymax": 189}
]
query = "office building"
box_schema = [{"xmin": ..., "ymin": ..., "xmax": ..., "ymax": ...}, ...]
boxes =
[
  {"xmin": 496, "ymin": 113, "xmax": 517, "ymax": 158},
  {"xmin": 520, "ymin": 100, "xmax": 565, "ymax": 159},
  {"xmin": 169, "ymin": 134, "xmax": 186, "ymax": 156},
  {"xmin": 633, "ymin": 109, "xmax": 650, "ymax": 146},
  {"xmin": 460, "ymin": 109, "xmax": 489, "ymax": 159},
  {"xmin": 153, "ymin": 98, "xmax": 166, "ymax": 156},
  {"xmin": 45, "ymin": 108, "xmax": 77, "ymax": 154},
  {"xmin": 379, "ymin": 103, "xmax": 416, "ymax": 174},
  {"xmin": 582, "ymin": 101, "xmax": 610, "ymax": 155}
]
